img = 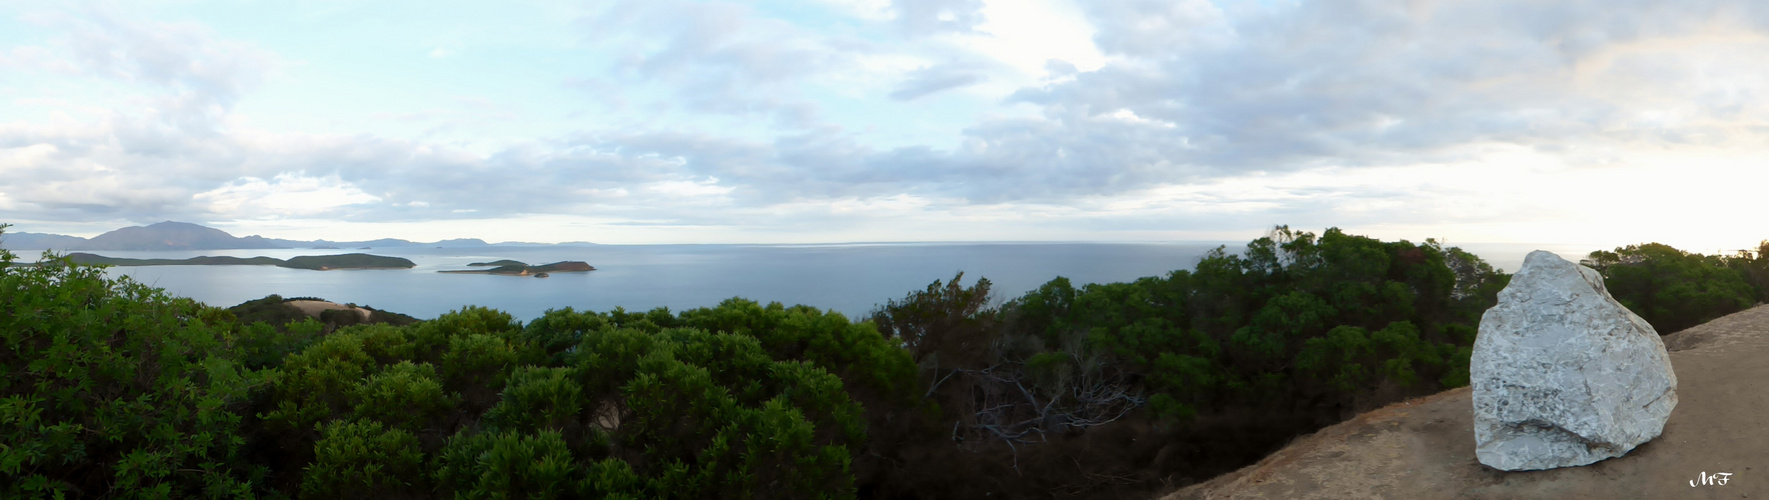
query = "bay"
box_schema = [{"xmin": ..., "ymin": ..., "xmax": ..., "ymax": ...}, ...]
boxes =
[{"xmin": 12, "ymin": 242, "xmax": 1602, "ymax": 322}]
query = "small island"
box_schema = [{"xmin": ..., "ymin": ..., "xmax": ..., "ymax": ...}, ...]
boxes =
[
  {"xmin": 46, "ymin": 252, "xmax": 416, "ymax": 270},
  {"xmin": 439, "ymin": 260, "xmax": 594, "ymax": 277}
]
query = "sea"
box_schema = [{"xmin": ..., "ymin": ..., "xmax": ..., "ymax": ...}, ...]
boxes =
[{"xmin": 9, "ymin": 242, "xmax": 1603, "ymax": 322}]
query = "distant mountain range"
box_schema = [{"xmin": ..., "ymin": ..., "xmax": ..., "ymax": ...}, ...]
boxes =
[{"xmin": 0, "ymin": 221, "xmax": 595, "ymax": 251}]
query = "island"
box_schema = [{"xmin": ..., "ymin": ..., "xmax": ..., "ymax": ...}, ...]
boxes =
[
  {"xmin": 439, "ymin": 260, "xmax": 594, "ymax": 277},
  {"xmin": 45, "ymin": 252, "xmax": 417, "ymax": 270},
  {"xmin": 281, "ymin": 254, "xmax": 417, "ymax": 270}
]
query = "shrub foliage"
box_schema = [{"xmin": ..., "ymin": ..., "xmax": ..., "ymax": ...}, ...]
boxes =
[
  {"xmin": 1584, "ymin": 242, "xmax": 1760, "ymax": 333},
  {"xmin": 41, "ymin": 223, "xmax": 1742, "ymax": 498},
  {"xmin": 0, "ymin": 227, "xmax": 266, "ymax": 498},
  {"xmin": 253, "ymin": 303, "xmax": 903, "ymax": 499}
]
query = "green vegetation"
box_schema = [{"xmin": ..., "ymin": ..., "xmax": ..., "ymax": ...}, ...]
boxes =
[
  {"xmin": 0, "ymin": 223, "xmax": 903, "ymax": 498},
  {"xmin": 224, "ymin": 295, "xmax": 420, "ymax": 369},
  {"xmin": 441, "ymin": 260, "xmax": 595, "ymax": 276},
  {"xmin": 64, "ymin": 252, "xmax": 287, "ymax": 266},
  {"xmin": 24, "ymin": 252, "xmax": 416, "ymax": 270},
  {"xmin": 22, "ymin": 222, "xmax": 1768, "ymax": 498},
  {"xmin": 280, "ymin": 254, "xmax": 416, "ymax": 270},
  {"xmin": 0, "ymin": 228, "xmax": 266, "ymax": 498},
  {"xmin": 1584, "ymin": 242, "xmax": 1769, "ymax": 333},
  {"xmin": 861, "ymin": 226, "xmax": 1510, "ymax": 496},
  {"xmin": 529, "ymin": 261, "xmax": 594, "ymax": 273},
  {"xmin": 249, "ymin": 304, "xmax": 889, "ymax": 498}
]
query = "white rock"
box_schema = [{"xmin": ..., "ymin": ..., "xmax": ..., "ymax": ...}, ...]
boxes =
[{"xmin": 1471, "ymin": 250, "xmax": 1677, "ymax": 471}]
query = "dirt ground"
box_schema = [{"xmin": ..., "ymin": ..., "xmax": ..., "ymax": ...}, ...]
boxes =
[
  {"xmin": 1160, "ymin": 304, "xmax": 1769, "ymax": 499},
  {"xmin": 285, "ymin": 299, "xmax": 371, "ymax": 321}
]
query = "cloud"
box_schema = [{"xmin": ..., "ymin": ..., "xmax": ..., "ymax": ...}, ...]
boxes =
[
  {"xmin": 0, "ymin": 4, "xmax": 284, "ymax": 225},
  {"xmin": 589, "ymin": 0, "xmax": 1769, "ymax": 212},
  {"xmin": 581, "ymin": 0, "xmax": 857, "ymax": 128},
  {"xmin": 194, "ymin": 173, "xmax": 382, "ymax": 217},
  {"xmin": 888, "ymin": 62, "xmax": 988, "ymax": 100},
  {"xmin": 1079, "ymin": 0, "xmax": 1233, "ymax": 57},
  {"xmin": 12, "ymin": 0, "xmax": 1769, "ymax": 245},
  {"xmin": 890, "ymin": 0, "xmax": 987, "ymax": 36},
  {"xmin": 42, "ymin": 7, "xmax": 276, "ymax": 135},
  {"xmin": 980, "ymin": 0, "xmax": 1769, "ymax": 184}
]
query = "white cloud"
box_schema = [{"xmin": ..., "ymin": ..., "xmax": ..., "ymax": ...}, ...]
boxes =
[
  {"xmin": 0, "ymin": 143, "xmax": 60, "ymax": 170},
  {"xmin": 193, "ymin": 173, "xmax": 382, "ymax": 217},
  {"xmin": 1107, "ymin": 109, "xmax": 1175, "ymax": 128},
  {"xmin": 811, "ymin": 0, "xmax": 892, "ymax": 20},
  {"xmin": 643, "ymin": 177, "xmax": 735, "ymax": 199},
  {"xmin": 963, "ymin": 0, "xmax": 1104, "ymax": 76},
  {"xmin": 10, "ymin": 0, "xmax": 1769, "ymax": 247}
]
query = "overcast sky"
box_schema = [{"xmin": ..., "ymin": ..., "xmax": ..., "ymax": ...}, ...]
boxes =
[{"xmin": 2, "ymin": 0, "xmax": 1768, "ymax": 249}]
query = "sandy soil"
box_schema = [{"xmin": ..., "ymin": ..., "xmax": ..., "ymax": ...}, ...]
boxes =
[
  {"xmin": 1160, "ymin": 304, "xmax": 1769, "ymax": 500},
  {"xmin": 286, "ymin": 299, "xmax": 371, "ymax": 321}
]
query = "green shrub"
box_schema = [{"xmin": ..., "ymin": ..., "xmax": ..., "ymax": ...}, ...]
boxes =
[
  {"xmin": 0, "ymin": 233, "xmax": 264, "ymax": 498},
  {"xmin": 679, "ymin": 299, "xmax": 918, "ymax": 403},
  {"xmin": 300, "ymin": 419, "xmax": 426, "ymax": 498},
  {"xmin": 433, "ymin": 429, "xmax": 578, "ymax": 499},
  {"xmin": 235, "ymin": 317, "xmax": 325, "ymax": 370},
  {"xmin": 247, "ymin": 303, "xmax": 869, "ymax": 499},
  {"xmin": 484, "ymin": 366, "xmax": 585, "ymax": 433},
  {"xmin": 998, "ymin": 227, "xmax": 1503, "ymax": 425},
  {"xmin": 262, "ymin": 332, "xmax": 379, "ymax": 435},
  {"xmin": 1586, "ymin": 243, "xmax": 1756, "ymax": 333},
  {"xmin": 409, "ymin": 306, "xmax": 521, "ymax": 361},
  {"xmin": 520, "ymin": 307, "xmax": 610, "ymax": 365},
  {"xmin": 352, "ymin": 361, "xmax": 452, "ymax": 433},
  {"xmin": 442, "ymin": 334, "xmax": 517, "ymax": 387}
]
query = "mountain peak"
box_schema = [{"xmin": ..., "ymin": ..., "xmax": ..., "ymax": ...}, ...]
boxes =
[
  {"xmin": 82, "ymin": 221, "xmax": 285, "ymax": 251},
  {"xmin": 146, "ymin": 221, "xmax": 206, "ymax": 228},
  {"xmin": 1, "ymin": 222, "xmax": 593, "ymax": 250}
]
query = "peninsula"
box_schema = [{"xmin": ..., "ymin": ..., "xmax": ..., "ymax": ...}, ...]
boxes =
[
  {"xmin": 439, "ymin": 260, "xmax": 595, "ymax": 277},
  {"xmin": 49, "ymin": 252, "xmax": 416, "ymax": 270}
]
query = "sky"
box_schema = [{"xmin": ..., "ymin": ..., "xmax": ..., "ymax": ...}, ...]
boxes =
[{"xmin": 3, "ymin": 0, "xmax": 1769, "ymax": 250}]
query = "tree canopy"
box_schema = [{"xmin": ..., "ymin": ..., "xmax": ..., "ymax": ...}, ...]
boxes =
[
  {"xmin": 36, "ymin": 222, "xmax": 1727, "ymax": 498},
  {"xmin": 1585, "ymin": 242, "xmax": 1761, "ymax": 334}
]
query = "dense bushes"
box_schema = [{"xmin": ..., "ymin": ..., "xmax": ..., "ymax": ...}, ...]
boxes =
[
  {"xmin": 1585, "ymin": 243, "xmax": 1761, "ymax": 333},
  {"xmin": 228, "ymin": 294, "xmax": 417, "ymax": 334},
  {"xmin": 0, "ymin": 232, "xmax": 266, "ymax": 498},
  {"xmin": 251, "ymin": 304, "xmax": 896, "ymax": 498},
  {"xmin": 2, "ymin": 219, "xmax": 916, "ymax": 498},
  {"xmin": 46, "ymin": 221, "xmax": 1769, "ymax": 498},
  {"xmin": 998, "ymin": 227, "xmax": 1499, "ymax": 422},
  {"xmin": 859, "ymin": 226, "xmax": 1511, "ymax": 497}
]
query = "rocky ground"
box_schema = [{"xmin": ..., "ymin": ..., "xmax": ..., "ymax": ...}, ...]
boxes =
[{"xmin": 1160, "ymin": 304, "xmax": 1769, "ymax": 499}]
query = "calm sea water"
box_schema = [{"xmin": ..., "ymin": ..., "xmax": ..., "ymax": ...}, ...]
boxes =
[{"xmin": 12, "ymin": 242, "xmax": 1601, "ymax": 322}]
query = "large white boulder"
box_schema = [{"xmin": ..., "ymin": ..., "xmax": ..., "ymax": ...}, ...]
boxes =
[{"xmin": 1471, "ymin": 250, "xmax": 1677, "ymax": 471}]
